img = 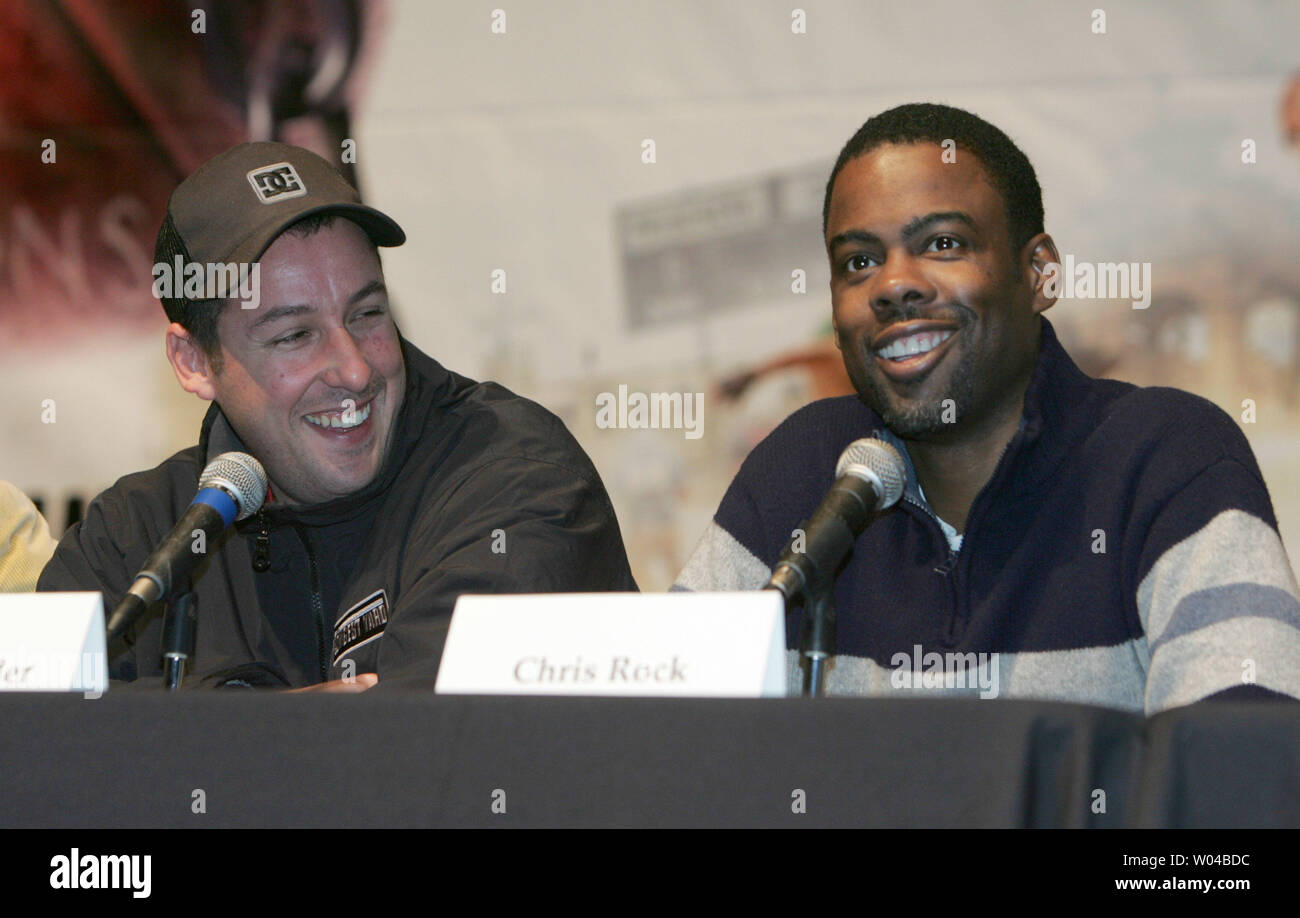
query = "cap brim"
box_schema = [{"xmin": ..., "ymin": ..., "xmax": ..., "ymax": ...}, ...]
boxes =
[{"xmin": 227, "ymin": 203, "xmax": 406, "ymax": 266}]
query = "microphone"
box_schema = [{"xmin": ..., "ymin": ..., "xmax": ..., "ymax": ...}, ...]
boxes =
[
  {"xmin": 766, "ymin": 437, "xmax": 906, "ymax": 604},
  {"xmin": 106, "ymin": 452, "xmax": 267, "ymax": 645}
]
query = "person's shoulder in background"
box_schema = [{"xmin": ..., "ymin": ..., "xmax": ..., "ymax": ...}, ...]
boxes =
[{"xmin": 0, "ymin": 481, "xmax": 57, "ymax": 592}]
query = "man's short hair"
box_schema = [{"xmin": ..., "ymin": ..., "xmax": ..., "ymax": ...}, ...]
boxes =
[
  {"xmin": 155, "ymin": 212, "xmax": 373, "ymax": 368},
  {"xmin": 822, "ymin": 102, "xmax": 1045, "ymax": 252}
]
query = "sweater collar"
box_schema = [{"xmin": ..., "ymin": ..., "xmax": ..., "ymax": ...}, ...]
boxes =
[{"xmin": 1013, "ymin": 316, "xmax": 1098, "ymax": 488}]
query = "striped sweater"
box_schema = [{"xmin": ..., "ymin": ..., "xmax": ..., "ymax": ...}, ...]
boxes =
[{"xmin": 675, "ymin": 320, "xmax": 1300, "ymax": 713}]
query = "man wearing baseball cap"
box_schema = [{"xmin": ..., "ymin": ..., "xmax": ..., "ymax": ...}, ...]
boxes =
[{"xmin": 39, "ymin": 142, "xmax": 637, "ymax": 690}]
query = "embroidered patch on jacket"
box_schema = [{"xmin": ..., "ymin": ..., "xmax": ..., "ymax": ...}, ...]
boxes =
[{"xmin": 332, "ymin": 589, "xmax": 389, "ymax": 665}]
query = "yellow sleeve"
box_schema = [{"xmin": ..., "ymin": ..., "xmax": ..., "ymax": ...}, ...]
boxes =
[{"xmin": 0, "ymin": 481, "xmax": 58, "ymax": 592}]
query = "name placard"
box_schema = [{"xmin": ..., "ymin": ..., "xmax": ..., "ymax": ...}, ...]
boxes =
[
  {"xmin": 435, "ymin": 592, "xmax": 786, "ymax": 697},
  {"xmin": 0, "ymin": 592, "xmax": 108, "ymax": 693}
]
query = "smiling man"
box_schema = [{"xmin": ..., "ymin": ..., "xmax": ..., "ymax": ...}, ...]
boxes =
[
  {"xmin": 39, "ymin": 142, "xmax": 637, "ymax": 689},
  {"xmin": 675, "ymin": 103, "xmax": 1300, "ymax": 712}
]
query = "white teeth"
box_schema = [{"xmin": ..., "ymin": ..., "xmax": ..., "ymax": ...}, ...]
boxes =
[
  {"xmin": 875, "ymin": 330, "xmax": 954, "ymax": 361},
  {"xmin": 305, "ymin": 402, "xmax": 371, "ymax": 430}
]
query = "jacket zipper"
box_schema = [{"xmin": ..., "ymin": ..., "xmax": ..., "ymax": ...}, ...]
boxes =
[
  {"xmin": 292, "ymin": 523, "xmax": 329, "ymax": 683},
  {"xmin": 930, "ymin": 421, "xmax": 1031, "ymax": 644},
  {"xmin": 252, "ymin": 510, "xmax": 271, "ymax": 572},
  {"xmin": 903, "ymin": 493, "xmax": 962, "ymax": 645}
]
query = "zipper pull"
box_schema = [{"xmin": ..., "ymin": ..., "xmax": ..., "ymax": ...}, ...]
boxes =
[{"xmin": 252, "ymin": 510, "xmax": 271, "ymax": 572}]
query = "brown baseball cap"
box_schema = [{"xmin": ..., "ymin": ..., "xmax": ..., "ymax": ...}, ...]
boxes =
[{"xmin": 155, "ymin": 142, "xmax": 405, "ymax": 321}]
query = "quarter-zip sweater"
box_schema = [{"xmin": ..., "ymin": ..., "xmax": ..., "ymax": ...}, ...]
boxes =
[
  {"xmin": 39, "ymin": 337, "xmax": 638, "ymax": 688},
  {"xmin": 674, "ymin": 319, "xmax": 1300, "ymax": 713}
]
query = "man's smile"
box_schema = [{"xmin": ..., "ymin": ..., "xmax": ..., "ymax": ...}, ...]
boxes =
[
  {"xmin": 303, "ymin": 398, "xmax": 373, "ymax": 430},
  {"xmin": 870, "ymin": 320, "xmax": 961, "ymax": 383},
  {"xmin": 301, "ymin": 395, "xmax": 381, "ymax": 449}
]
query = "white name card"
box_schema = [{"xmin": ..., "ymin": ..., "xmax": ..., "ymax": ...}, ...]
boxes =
[
  {"xmin": 0, "ymin": 592, "xmax": 108, "ymax": 693},
  {"xmin": 436, "ymin": 592, "xmax": 786, "ymax": 697}
]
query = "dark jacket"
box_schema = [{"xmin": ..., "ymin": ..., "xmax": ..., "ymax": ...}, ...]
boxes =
[{"xmin": 39, "ymin": 338, "xmax": 638, "ymax": 687}]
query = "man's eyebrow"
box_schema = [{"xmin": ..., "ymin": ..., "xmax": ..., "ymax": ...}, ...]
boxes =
[
  {"xmin": 827, "ymin": 229, "xmax": 884, "ymax": 250},
  {"xmin": 348, "ymin": 280, "xmax": 387, "ymax": 305},
  {"xmin": 900, "ymin": 211, "xmax": 976, "ymax": 241},
  {"xmin": 827, "ymin": 212, "xmax": 978, "ymax": 251},
  {"xmin": 250, "ymin": 304, "xmax": 313, "ymax": 330}
]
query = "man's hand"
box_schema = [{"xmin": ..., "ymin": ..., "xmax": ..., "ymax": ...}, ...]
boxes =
[{"xmin": 284, "ymin": 673, "xmax": 378, "ymax": 693}]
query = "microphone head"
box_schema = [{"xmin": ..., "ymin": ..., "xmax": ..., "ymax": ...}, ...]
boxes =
[
  {"xmin": 199, "ymin": 452, "xmax": 269, "ymax": 521},
  {"xmin": 836, "ymin": 438, "xmax": 906, "ymax": 509}
]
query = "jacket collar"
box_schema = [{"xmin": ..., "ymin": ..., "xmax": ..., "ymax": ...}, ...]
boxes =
[
  {"xmin": 871, "ymin": 317, "xmax": 1098, "ymax": 510},
  {"xmin": 197, "ymin": 335, "xmax": 454, "ymax": 526}
]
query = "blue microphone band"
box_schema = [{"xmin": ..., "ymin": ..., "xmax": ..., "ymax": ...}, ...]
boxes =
[{"xmin": 194, "ymin": 487, "xmax": 239, "ymax": 527}]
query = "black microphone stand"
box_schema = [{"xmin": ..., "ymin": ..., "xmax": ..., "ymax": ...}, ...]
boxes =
[
  {"xmin": 798, "ymin": 573, "xmax": 836, "ymax": 698},
  {"xmin": 161, "ymin": 578, "xmax": 198, "ymax": 691}
]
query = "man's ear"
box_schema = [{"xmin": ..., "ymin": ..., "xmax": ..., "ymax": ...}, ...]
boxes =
[
  {"xmin": 166, "ymin": 323, "xmax": 218, "ymax": 401},
  {"xmin": 1024, "ymin": 234, "xmax": 1061, "ymax": 316}
]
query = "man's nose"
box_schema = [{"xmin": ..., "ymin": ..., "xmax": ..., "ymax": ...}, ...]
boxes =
[
  {"xmin": 871, "ymin": 251, "xmax": 937, "ymax": 318},
  {"xmin": 320, "ymin": 326, "xmax": 372, "ymax": 392}
]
